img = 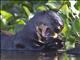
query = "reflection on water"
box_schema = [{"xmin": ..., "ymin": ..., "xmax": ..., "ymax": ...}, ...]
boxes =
[{"xmin": 1, "ymin": 50, "xmax": 80, "ymax": 60}]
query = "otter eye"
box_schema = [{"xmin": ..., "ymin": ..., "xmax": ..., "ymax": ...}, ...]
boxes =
[{"xmin": 54, "ymin": 28, "xmax": 60, "ymax": 33}]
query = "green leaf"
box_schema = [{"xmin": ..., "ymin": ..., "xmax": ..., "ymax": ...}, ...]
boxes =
[
  {"xmin": 16, "ymin": 19, "xmax": 26, "ymax": 25},
  {"xmin": 74, "ymin": 1, "xmax": 80, "ymax": 11},
  {"xmin": 74, "ymin": 19, "xmax": 80, "ymax": 32},
  {"xmin": 46, "ymin": 2, "xmax": 62, "ymax": 10},
  {"xmin": 62, "ymin": 22, "xmax": 70, "ymax": 37},
  {"xmin": 0, "ymin": 19, "xmax": 6, "ymax": 29},
  {"xmin": 60, "ymin": 4, "xmax": 70, "ymax": 16},
  {"xmin": 36, "ymin": 5, "xmax": 47, "ymax": 11},
  {"xmin": 0, "ymin": 10, "xmax": 12, "ymax": 20},
  {"xmin": 23, "ymin": 6, "xmax": 31, "ymax": 18},
  {"xmin": 0, "ymin": 15, "xmax": 7, "ymax": 25},
  {"xmin": 68, "ymin": 35, "xmax": 75, "ymax": 44}
]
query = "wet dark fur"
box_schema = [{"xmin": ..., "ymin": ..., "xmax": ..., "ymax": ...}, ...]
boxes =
[{"xmin": 0, "ymin": 11, "xmax": 64, "ymax": 51}]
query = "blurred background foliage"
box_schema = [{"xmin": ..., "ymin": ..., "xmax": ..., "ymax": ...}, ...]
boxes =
[{"xmin": 0, "ymin": 0, "xmax": 80, "ymax": 49}]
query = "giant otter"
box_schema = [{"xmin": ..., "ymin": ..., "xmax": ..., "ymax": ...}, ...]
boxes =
[{"xmin": 1, "ymin": 10, "xmax": 64, "ymax": 51}]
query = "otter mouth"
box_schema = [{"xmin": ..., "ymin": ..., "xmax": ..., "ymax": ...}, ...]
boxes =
[
  {"xmin": 41, "ymin": 27, "xmax": 58, "ymax": 38},
  {"xmin": 36, "ymin": 24, "xmax": 58, "ymax": 39}
]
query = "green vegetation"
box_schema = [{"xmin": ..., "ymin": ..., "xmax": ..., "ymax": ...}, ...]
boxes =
[{"xmin": 0, "ymin": 0, "xmax": 80, "ymax": 49}]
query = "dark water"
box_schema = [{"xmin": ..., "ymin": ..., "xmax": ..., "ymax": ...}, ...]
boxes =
[{"xmin": 1, "ymin": 50, "xmax": 80, "ymax": 60}]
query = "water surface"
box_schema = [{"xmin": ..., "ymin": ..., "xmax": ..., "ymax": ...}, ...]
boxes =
[{"xmin": 1, "ymin": 51, "xmax": 80, "ymax": 60}]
